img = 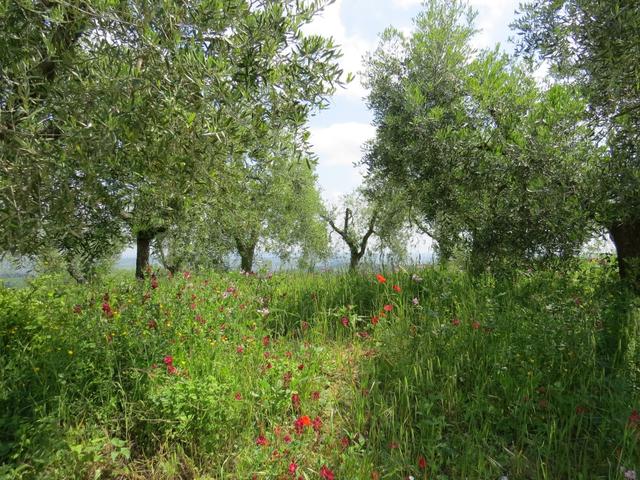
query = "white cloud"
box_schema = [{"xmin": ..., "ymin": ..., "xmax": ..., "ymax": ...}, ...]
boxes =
[
  {"xmin": 392, "ymin": 0, "xmax": 422, "ymax": 8},
  {"xmin": 468, "ymin": 0, "xmax": 519, "ymax": 51},
  {"xmin": 303, "ymin": 0, "xmax": 374, "ymax": 99},
  {"xmin": 309, "ymin": 122, "xmax": 375, "ymax": 167}
]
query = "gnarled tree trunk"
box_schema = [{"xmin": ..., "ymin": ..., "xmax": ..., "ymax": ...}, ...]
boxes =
[{"xmin": 609, "ymin": 220, "xmax": 640, "ymax": 292}]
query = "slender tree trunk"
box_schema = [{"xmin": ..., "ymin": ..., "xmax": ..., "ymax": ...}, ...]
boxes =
[
  {"xmin": 349, "ymin": 249, "xmax": 362, "ymax": 270},
  {"xmin": 136, "ymin": 230, "xmax": 153, "ymax": 280},
  {"xmin": 609, "ymin": 220, "xmax": 640, "ymax": 292},
  {"xmin": 239, "ymin": 244, "xmax": 256, "ymax": 273}
]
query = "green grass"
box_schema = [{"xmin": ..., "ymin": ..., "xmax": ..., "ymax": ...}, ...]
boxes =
[{"xmin": 1, "ymin": 262, "xmax": 638, "ymax": 479}]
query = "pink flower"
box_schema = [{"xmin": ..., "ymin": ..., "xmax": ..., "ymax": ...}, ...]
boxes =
[
  {"xmin": 234, "ymin": 392, "xmax": 242, "ymax": 400},
  {"xmin": 283, "ymin": 434, "xmax": 292, "ymax": 443},
  {"xmin": 341, "ymin": 316, "xmax": 349, "ymax": 327},
  {"xmin": 340, "ymin": 436, "xmax": 349, "ymax": 448},
  {"xmin": 163, "ymin": 356, "xmax": 174, "ymax": 365},
  {"xmin": 412, "ymin": 297, "xmax": 419, "ymax": 305},
  {"xmin": 383, "ymin": 304, "xmax": 393, "ymax": 312},
  {"xmin": 236, "ymin": 345, "xmax": 244, "ymax": 354},
  {"xmin": 289, "ymin": 462, "xmax": 298, "ymax": 474},
  {"xmin": 371, "ymin": 315, "xmax": 379, "ymax": 325},
  {"xmin": 256, "ymin": 435, "xmax": 268, "ymax": 446}
]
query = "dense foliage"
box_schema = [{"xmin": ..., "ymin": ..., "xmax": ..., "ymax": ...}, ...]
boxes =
[
  {"xmin": 0, "ymin": 0, "xmax": 343, "ymax": 278},
  {"xmin": 1, "ymin": 263, "xmax": 638, "ymax": 479}
]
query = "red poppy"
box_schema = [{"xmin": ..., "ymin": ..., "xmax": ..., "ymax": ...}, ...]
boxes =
[
  {"xmin": 234, "ymin": 392, "xmax": 242, "ymax": 400},
  {"xmin": 283, "ymin": 434, "xmax": 292, "ymax": 443},
  {"xmin": 289, "ymin": 462, "xmax": 298, "ymax": 474},
  {"xmin": 256, "ymin": 435, "xmax": 268, "ymax": 446},
  {"xmin": 163, "ymin": 355, "xmax": 173, "ymax": 365},
  {"xmin": 383, "ymin": 304, "xmax": 393, "ymax": 312},
  {"xmin": 236, "ymin": 345, "xmax": 244, "ymax": 354},
  {"xmin": 392, "ymin": 284, "xmax": 401, "ymax": 292},
  {"xmin": 418, "ymin": 455, "xmax": 427, "ymax": 470},
  {"xmin": 371, "ymin": 315, "xmax": 379, "ymax": 325},
  {"xmin": 320, "ymin": 465, "xmax": 335, "ymax": 480},
  {"xmin": 294, "ymin": 415, "xmax": 312, "ymax": 434},
  {"xmin": 376, "ymin": 274, "xmax": 387, "ymax": 284},
  {"xmin": 340, "ymin": 436, "xmax": 349, "ymax": 448}
]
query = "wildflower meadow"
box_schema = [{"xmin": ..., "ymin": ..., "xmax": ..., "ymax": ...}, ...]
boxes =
[{"xmin": 1, "ymin": 260, "xmax": 638, "ymax": 479}]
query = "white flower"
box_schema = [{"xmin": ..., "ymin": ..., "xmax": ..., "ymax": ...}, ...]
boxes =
[
  {"xmin": 412, "ymin": 297, "xmax": 419, "ymax": 305},
  {"xmin": 625, "ymin": 470, "xmax": 637, "ymax": 480},
  {"xmin": 257, "ymin": 308, "xmax": 270, "ymax": 316},
  {"xmin": 411, "ymin": 273, "xmax": 422, "ymax": 282}
]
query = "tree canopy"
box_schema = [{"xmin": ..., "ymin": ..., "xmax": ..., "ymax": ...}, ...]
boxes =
[{"xmin": 1, "ymin": 0, "xmax": 344, "ymax": 278}]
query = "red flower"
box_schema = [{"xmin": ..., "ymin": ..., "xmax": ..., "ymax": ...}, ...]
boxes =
[
  {"xmin": 471, "ymin": 321, "xmax": 481, "ymax": 330},
  {"xmin": 298, "ymin": 363, "xmax": 304, "ymax": 370},
  {"xmin": 341, "ymin": 316, "xmax": 349, "ymax": 327},
  {"xmin": 234, "ymin": 392, "xmax": 242, "ymax": 400},
  {"xmin": 166, "ymin": 365, "xmax": 178, "ymax": 375},
  {"xmin": 283, "ymin": 434, "xmax": 292, "ymax": 443},
  {"xmin": 163, "ymin": 355, "xmax": 174, "ymax": 365},
  {"xmin": 262, "ymin": 335, "xmax": 270, "ymax": 347},
  {"xmin": 311, "ymin": 391, "xmax": 320, "ymax": 401},
  {"xmin": 371, "ymin": 315, "xmax": 379, "ymax": 326},
  {"xmin": 392, "ymin": 284, "xmax": 401, "ymax": 292},
  {"xmin": 383, "ymin": 304, "xmax": 393, "ymax": 312},
  {"xmin": 418, "ymin": 455, "xmax": 427, "ymax": 470},
  {"xmin": 283, "ymin": 371, "xmax": 293, "ymax": 388},
  {"xmin": 294, "ymin": 415, "xmax": 311, "ymax": 434},
  {"xmin": 451, "ymin": 318, "xmax": 461, "ymax": 326},
  {"xmin": 101, "ymin": 302, "xmax": 113, "ymax": 318},
  {"xmin": 312, "ymin": 416, "xmax": 322, "ymax": 432},
  {"xmin": 289, "ymin": 462, "xmax": 298, "ymax": 474},
  {"xmin": 236, "ymin": 345, "xmax": 244, "ymax": 354},
  {"xmin": 320, "ymin": 465, "xmax": 335, "ymax": 480},
  {"xmin": 376, "ymin": 274, "xmax": 387, "ymax": 284},
  {"xmin": 628, "ymin": 410, "xmax": 640, "ymax": 428},
  {"xmin": 292, "ymin": 393, "xmax": 301, "ymax": 411},
  {"xmin": 340, "ymin": 436, "xmax": 349, "ymax": 448},
  {"xmin": 285, "ymin": 351, "xmax": 293, "ymax": 358},
  {"xmin": 256, "ymin": 435, "xmax": 268, "ymax": 446},
  {"xmin": 183, "ymin": 271, "xmax": 191, "ymax": 280}
]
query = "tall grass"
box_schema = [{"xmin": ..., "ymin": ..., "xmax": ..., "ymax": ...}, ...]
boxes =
[{"xmin": 0, "ymin": 261, "xmax": 638, "ymax": 479}]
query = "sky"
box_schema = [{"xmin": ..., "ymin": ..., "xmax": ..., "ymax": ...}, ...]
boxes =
[{"xmin": 305, "ymin": 0, "xmax": 523, "ymax": 205}]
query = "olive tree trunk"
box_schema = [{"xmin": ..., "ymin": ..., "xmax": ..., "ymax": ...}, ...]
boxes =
[{"xmin": 610, "ymin": 220, "xmax": 640, "ymax": 292}]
